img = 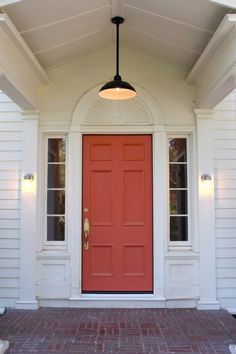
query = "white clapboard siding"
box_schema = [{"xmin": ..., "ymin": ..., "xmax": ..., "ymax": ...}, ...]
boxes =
[
  {"xmin": 214, "ymin": 89, "xmax": 236, "ymax": 310},
  {"xmin": 0, "ymin": 91, "xmax": 21, "ymax": 306}
]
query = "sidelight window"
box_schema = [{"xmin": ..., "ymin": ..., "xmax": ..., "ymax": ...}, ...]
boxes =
[
  {"xmin": 46, "ymin": 137, "xmax": 66, "ymax": 242},
  {"xmin": 168, "ymin": 137, "xmax": 190, "ymax": 244}
]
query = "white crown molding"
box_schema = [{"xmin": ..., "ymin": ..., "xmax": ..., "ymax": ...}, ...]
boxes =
[
  {"xmin": 0, "ymin": 14, "xmax": 48, "ymax": 83},
  {"xmin": 187, "ymin": 14, "xmax": 236, "ymax": 83},
  {"xmin": 208, "ymin": 0, "xmax": 236, "ymax": 9},
  {"xmin": 0, "ymin": 13, "xmax": 49, "ymax": 108},
  {"xmin": 0, "ymin": 0, "xmax": 22, "ymax": 6}
]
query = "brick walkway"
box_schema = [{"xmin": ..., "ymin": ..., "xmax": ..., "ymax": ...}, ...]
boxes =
[{"xmin": 0, "ymin": 308, "xmax": 235, "ymax": 353}]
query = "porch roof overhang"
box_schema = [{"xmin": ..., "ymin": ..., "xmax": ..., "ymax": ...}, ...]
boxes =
[
  {"xmin": 0, "ymin": 0, "xmax": 235, "ymax": 110},
  {"xmin": 0, "ymin": 13, "xmax": 49, "ymax": 109},
  {"xmin": 187, "ymin": 14, "xmax": 236, "ymax": 108}
]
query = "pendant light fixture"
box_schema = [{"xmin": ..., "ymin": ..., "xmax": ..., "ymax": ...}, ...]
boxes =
[{"xmin": 99, "ymin": 16, "xmax": 136, "ymax": 100}]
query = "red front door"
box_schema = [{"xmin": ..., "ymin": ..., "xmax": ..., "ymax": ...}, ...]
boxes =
[{"xmin": 82, "ymin": 135, "xmax": 153, "ymax": 292}]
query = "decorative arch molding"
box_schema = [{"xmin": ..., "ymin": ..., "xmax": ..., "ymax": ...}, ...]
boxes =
[{"xmin": 70, "ymin": 84, "xmax": 164, "ymax": 131}]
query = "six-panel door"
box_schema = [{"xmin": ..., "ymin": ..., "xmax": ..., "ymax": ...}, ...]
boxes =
[{"xmin": 82, "ymin": 135, "xmax": 153, "ymax": 292}]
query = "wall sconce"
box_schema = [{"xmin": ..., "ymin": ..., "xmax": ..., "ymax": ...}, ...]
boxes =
[
  {"xmin": 22, "ymin": 173, "xmax": 35, "ymax": 194},
  {"xmin": 23, "ymin": 173, "xmax": 34, "ymax": 182},
  {"xmin": 201, "ymin": 174, "xmax": 212, "ymax": 182}
]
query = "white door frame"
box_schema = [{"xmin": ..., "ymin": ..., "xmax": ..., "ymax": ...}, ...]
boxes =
[{"xmin": 68, "ymin": 85, "xmax": 167, "ymax": 306}]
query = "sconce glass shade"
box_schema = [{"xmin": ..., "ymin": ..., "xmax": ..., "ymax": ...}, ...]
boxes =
[
  {"xmin": 201, "ymin": 174, "xmax": 212, "ymax": 182},
  {"xmin": 23, "ymin": 173, "xmax": 34, "ymax": 181},
  {"xmin": 99, "ymin": 75, "xmax": 136, "ymax": 100}
]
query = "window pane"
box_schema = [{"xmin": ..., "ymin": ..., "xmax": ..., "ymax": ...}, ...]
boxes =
[
  {"xmin": 47, "ymin": 190, "xmax": 65, "ymax": 214},
  {"xmin": 48, "ymin": 138, "xmax": 66, "ymax": 162},
  {"xmin": 47, "ymin": 216, "xmax": 65, "ymax": 241},
  {"xmin": 170, "ymin": 216, "xmax": 188, "ymax": 241},
  {"xmin": 169, "ymin": 138, "xmax": 187, "ymax": 162},
  {"xmin": 48, "ymin": 164, "xmax": 65, "ymax": 188},
  {"xmin": 170, "ymin": 190, "xmax": 187, "ymax": 214},
  {"xmin": 169, "ymin": 164, "xmax": 187, "ymax": 188}
]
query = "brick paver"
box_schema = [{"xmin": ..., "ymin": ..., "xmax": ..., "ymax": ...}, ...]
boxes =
[{"xmin": 0, "ymin": 308, "xmax": 235, "ymax": 353}]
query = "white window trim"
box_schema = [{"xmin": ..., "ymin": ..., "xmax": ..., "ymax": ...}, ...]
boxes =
[
  {"xmin": 167, "ymin": 134, "xmax": 193, "ymax": 250},
  {"xmin": 42, "ymin": 134, "xmax": 68, "ymax": 248}
]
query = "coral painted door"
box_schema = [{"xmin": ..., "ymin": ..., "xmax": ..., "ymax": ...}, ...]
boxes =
[{"xmin": 82, "ymin": 135, "xmax": 153, "ymax": 292}]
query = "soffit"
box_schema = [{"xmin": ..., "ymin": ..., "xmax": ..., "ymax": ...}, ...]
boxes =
[{"xmin": 0, "ymin": 0, "xmax": 234, "ymax": 71}]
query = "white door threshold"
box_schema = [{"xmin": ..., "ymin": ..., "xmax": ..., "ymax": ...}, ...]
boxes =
[{"xmin": 69, "ymin": 294, "xmax": 166, "ymax": 308}]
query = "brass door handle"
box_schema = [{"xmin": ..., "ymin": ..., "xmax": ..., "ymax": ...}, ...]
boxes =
[{"xmin": 84, "ymin": 217, "xmax": 89, "ymax": 250}]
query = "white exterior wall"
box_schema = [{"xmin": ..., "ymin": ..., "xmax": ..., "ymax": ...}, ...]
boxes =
[
  {"xmin": 36, "ymin": 46, "xmax": 200, "ymax": 307},
  {"xmin": 214, "ymin": 90, "xmax": 236, "ymax": 312},
  {"xmin": 0, "ymin": 91, "xmax": 21, "ymax": 307}
]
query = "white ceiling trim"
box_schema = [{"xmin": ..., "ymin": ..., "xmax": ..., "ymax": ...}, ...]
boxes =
[
  {"xmin": 19, "ymin": 5, "xmax": 110, "ymax": 34},
  {"xmin": 125, "ymin": 26, "xmax": 202, "ymax": 55},
  {"xmin": 208, "ymin": 0, "xmax": 236, "ymax": 9},
  {"xmin": 0, "ymin": 0, "xmax": 21, "ymax": 6},
  {"xmin": 124, "ymin": 3, "xmax": 214, "ymax": 34},
  {"xmin": 33, "ymin": 28, "xmax": 111, "ymax": 55}
]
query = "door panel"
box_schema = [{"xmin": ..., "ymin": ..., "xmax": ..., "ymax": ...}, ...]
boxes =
[{"xmin": 82, "ymin": 135, "xmax": 153, "ymax": 292}]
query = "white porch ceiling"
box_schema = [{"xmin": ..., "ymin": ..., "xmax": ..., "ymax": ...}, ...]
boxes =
[{"xmin": 0, "ymin": 0, "xmax": 234, "ymax": 71}]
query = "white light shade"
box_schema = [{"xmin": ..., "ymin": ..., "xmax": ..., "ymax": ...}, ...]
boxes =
[{"xmin": 99, "ymin": 87, "xmax": 136, "ymax": 100}]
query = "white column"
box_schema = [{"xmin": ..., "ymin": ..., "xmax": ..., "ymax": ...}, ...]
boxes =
[
  {"xmin": 153, "ymin": 128, "xmax": 167, "ymax": 301},
  {"xmin": 15, "ymin": 110, "xmax": 40, "ymax": 310},
  {"xmin": 68, "ymin": 130, "xmax": 82, "ymax": 300},
  {"xmin": 195, "ymin": 109, "xmax": 220, "ymax": 310}
]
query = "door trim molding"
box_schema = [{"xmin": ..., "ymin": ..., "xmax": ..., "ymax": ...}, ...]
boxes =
[{"xmin": 68, "ymin": 84, "xmax": 167, "ymax": 302}]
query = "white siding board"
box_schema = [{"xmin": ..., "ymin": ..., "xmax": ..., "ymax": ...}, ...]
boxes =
[
  {"xmin": 0, "ymin": 278, "xmax": 19, "ymax": 288},
  {"xmin": 0, "ymin": 190, "xmax": 20, "ymax": 199},
  {"xmin": 0, "ymin": 151, "xmax": 21, "ymax": 161},
  {"xmin": 0, "ymin": 219, "xmax": 20, "ymax": 229},
  {"xmin": 0, "ymin": 268, "xmax": 19, "ymax": 278},
  {"xmin": 0, "ymin": 200, "xmax": 20, "ymax": 210},
  {"xmin": 0, "ymin": 249, "xmax": 19, "ymax": 258},
  {"xmin": 217, "ymin": 289, "xmax": 236, "ymax": 298},
  {"xmin": 0, "ymin": 180, "xmax": 20, "ymax": 190},
  {"xmin": 215, "ymin": 170, "xmax": 236, "ymax": 179},
  {"xmin": 215, "ymin": 189, "xmax": 236, "ymax": 199},
  {"xmin": 216, "ymin": 228, "xmax": 236, "ymax": 237},
  {"xmin": 213, "ymin": 90, "xmax": 236, "ymax": 310},
  {"xmin": 215, "ymin": 218, "xmax": 236, "ymax": 228},
  {"xmin": 217, "ymin": 268, "xmax": 236, "ymax": 278},
  {"xmin": 0, "ymin": 132, "xmax": 22, "ymax": 141},
  {"xmin": 0, "ymin": 91, "xmax": 21, "ymax": 307},
  {"xmin": 0, "ymin": 288, "xmax": 19, "ymax": 298},
  {"xmin": 215, "ymin": 199, "xmax": 236, "ymax": 208},
  {"xmin": 0, "ymin": 162, "xmax": 21, "ymax": 170},
  {"xmin": 216, "ymin": 239, "xmax": 236, "ymax": 248},
  {"xmin": 214, "ymin": 111, "xmax": 236, "ymax": 121},
  {"xmin": 214, "ymin": 140, "xmax": 236, "ymax": 149},
  {"xmin": 215, "ymin": 209, "xmax": 236, "ymax": 218},
  {"xmin": 0, "ymin": 210, "xmax": 20, "ymax": 218},
  {"xmin": 216, "ymin": 248, "xmax": 236, "ymax": 258},
  {"xmin": 214, "ymin": 150, "xmax": 236, "ymax": 159},
  {"xmin": 213, "ymin": 131, "xmax": 236, "ymax": 139},
  {"xmin": 217, "ymin": 258, "xmax": 236, "ymax": 268},
  {"xmin": 0, "ymin": 142, "xmax": 22, "ymax": 151},
  {"xmin": 214, "ymin": 160, "xmax": 236, "ymax": 169},
  {"xmin": 215, "ymin": 179, "xmax": 236, "ymax": 189},
  {"xmin": 0, "ymin": 113, "xmax": 21, "ymax": 122},
  {"xmin": 0, "ymin": 258, "xmax": 19, "ymax": 268},
  {"xmin": 214, "ymin": 121, "xmax": 236, "ymax": 130},
  {"xmin": 217, "ymin": 279, "xmax": 236, "ymax": 288},
  {"xmin": 0, "ymin": 239, "xmax": 19, "ymax": 248}
]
